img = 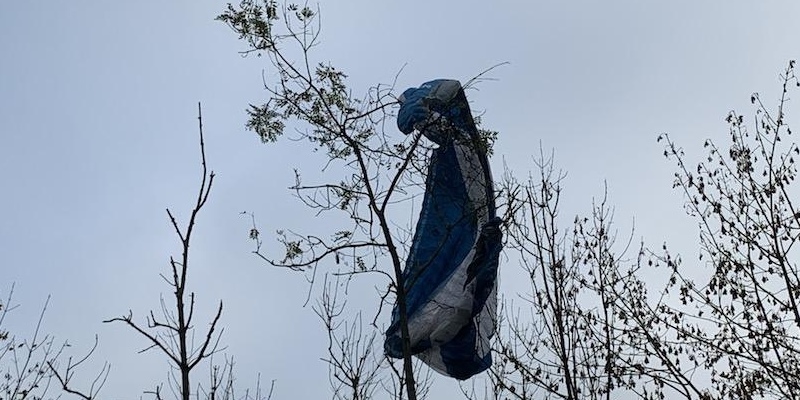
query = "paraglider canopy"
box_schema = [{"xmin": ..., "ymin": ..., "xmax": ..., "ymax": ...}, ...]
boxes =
[{"xmin": 385, "ymin": 79, "xmax": 502, "ymax": 380}]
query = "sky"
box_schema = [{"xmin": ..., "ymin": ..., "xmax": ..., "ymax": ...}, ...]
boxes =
[{"xmin": 2, "ymin": 1, "xmax": 800, "ymax": 399}]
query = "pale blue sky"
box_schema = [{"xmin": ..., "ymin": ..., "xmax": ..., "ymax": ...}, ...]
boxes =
[{"xmin": 3, "ymin": 1, "xmax": 800, "ymax": 398}]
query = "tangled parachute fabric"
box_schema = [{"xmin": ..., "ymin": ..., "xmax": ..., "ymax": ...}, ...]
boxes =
[{"xmin": 384, "ymin": 79, "xmax": 502, "ymax": 380}]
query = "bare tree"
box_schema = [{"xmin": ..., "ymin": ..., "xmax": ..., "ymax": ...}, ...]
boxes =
[
  {"xmin": 104, "ymin": 104, "xmax": 264, "ymax": 400},
  {"xmin": 658, "ymin": 59, "xmax": 800, "ymax": 399},
  {"xmin": 484, "ymin": 61, "xmax": 800, "ymax": 400},
  {"xmin": 314, "ymin": 274, "xmax": 381, "ymax": 400},
  {"xmin": 0, "ymin": 285, "xmax": 109, "ymax": 400},
  {"xmin": 1, "ymin": 287, "xmax": 60, "ymax": 400},
  {"xmin": 486, "ymin": 153, "xmax": 663, "ymax": 400},
  {"xmin": 476, "ymin": 132, "xmax": 730, "ymax": 400}
]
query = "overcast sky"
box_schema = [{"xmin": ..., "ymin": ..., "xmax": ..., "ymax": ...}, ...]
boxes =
[{"xmin": 3, "ymin": 1, "xmax": 800, "ymax": 399}]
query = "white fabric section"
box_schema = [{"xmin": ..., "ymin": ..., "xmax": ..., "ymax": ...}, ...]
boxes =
[
  {"xmin": 427, "ymin": 80, "xmax": 462, "ymax": 104},
  {"xmin": 415, "ymin": 279, "xmax": 496, "ymax": 377},
  {"xmin": 406, "ymin": 247, "xmax": 477, "ymax": 345}
]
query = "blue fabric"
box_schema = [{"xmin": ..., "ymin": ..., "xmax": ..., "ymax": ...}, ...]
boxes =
[{"xmin": 385, "ymin": 79, "xmax": 502, "ymax": 380}]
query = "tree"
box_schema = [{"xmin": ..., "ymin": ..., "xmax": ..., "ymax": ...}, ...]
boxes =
[
  {"xmin": 657, "ymin": 59, "xmax": 800, "ymax": 399},
  {"xmin": 104, "ymin": 104, "xmax": 269, "ymax": 400},
  {"xmin": 488, "ymin": 156, "xmax": 633, "ymax": 400},
  {"xmin": 215, "ymin": 2, "xmax": 482, "ymax": 399},
  {"xmin": 1, "ymin": 286, "xmax": 63, "ymax": 400},
  {"xmin": 484, "ymin": 60, "xmax": 800, "ymax": 400},
  {"xmin": 218, "ymin": 0, "xmax": 505, "ymax": 396},
  {"xmin": 0, "ymin": 285, "xmax": 110, "ymax": 400},
  {"xmin": 478, "ymin": 151, "xmax": 706, "ymax": 400}
]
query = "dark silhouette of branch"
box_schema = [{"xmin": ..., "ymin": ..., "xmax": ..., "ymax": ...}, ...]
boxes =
[
  {"xmin": 48, "ymin": 335, "xmax": 110, "ymax": 400},
  {"xmin": 105, "ymin": 103, "xmax": 227, "ymax": 400}
]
